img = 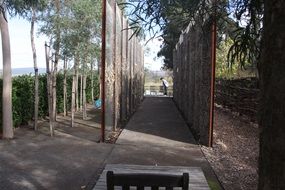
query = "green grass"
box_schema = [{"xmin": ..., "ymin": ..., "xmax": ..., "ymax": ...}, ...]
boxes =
[{"xmin": 207, "ymin": 180, "xmax": 222, "ymax": 190}]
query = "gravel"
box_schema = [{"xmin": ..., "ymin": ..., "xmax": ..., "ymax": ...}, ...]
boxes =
[{"xmin": 201, "ymin": 106, "xmax": 259, "ymax": 190}]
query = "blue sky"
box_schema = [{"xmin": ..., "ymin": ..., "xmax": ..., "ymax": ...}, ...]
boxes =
[
  {"xmin": 0, "ymin": 17, "xmax": 47, "ymax": 69},
  {"xmin": 0, "ymin": 17, "xmax": 163, "ymax": 71}
]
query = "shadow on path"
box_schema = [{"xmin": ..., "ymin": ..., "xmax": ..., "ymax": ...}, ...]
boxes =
[
  {"xmin": 0, "ymin": 105, "xmax": 112, "ymax": 190},
  {"xmin": 104, "ymin": 97, "xmax": 222, "ymax": 189}
]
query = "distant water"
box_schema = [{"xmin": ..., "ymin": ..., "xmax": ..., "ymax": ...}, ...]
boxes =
[{"xmin": 8, "ymin": 68, "xmax": 46, "ymax": 76}]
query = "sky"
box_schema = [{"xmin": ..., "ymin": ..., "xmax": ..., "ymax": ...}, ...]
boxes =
[
  {"xmin": 0, "ymin": 17, "xmax": 164, "ymax": 71},
  {"xmin": 143, "ymin": 37, "xmax": 164, "ymax": 71},
  {"xmin": 0, "ymin": 17, "xmax": 47, "ymax": 69}
]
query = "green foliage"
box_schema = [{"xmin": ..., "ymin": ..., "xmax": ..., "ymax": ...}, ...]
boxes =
[
  {"xmin": 6, "ymin": 0, "xmax": 48, "ymax": 18},
  {"xmin": 126, "ymin": 0, "xmax": 263, "ymax": 72},
  {"xmin": 41, "ymin": 0, "xmax": 102, "ymax": 63},
  {"xmin": 12, "ymin": 75, "xmax": 34, "ymax": 126},
  {"xmin": 144, "ymin": 69, "xmax": 173, "ymax": 86},
  {"xmin": 0, "ymin": 72, "xmax": 99, "ymax": 129},
  {"xmin": 216, "ymin": 38, "xmax": 239, "ymax": 78},
  {"xmin": 217, "ymin": 37, "xmax": 257, "ymax": 79}
]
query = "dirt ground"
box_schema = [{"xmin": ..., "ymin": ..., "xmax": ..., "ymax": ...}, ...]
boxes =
[{"xmin": 201, "ymin": 106, "xmax": 259, "ymax": 190}]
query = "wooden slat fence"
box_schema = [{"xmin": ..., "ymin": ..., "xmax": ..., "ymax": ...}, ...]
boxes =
[
  {"xmin": 215, "ymin": 78, "xmax": 259, "ymax": 120},
  {"xmin": 173, "ymin": 20, "xmax": 213, "ymax": 145},
  {"xmin": 105, "ymin": 0, "xmax": 144, "ymax": 134}
]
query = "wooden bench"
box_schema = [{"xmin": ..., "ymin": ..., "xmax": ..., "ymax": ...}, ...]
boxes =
[
  {"xmin": 93, "ymin": 164, "xmax": 210, "ymax": 190},
  {"xmin": 106, "ymin": 171, "xmax": 189, "ymax": 190}
]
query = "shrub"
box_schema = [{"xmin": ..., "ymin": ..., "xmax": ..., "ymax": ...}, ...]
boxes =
[{"xmin": 0, "ymin": 72, "xmax": 99, "ymax": 130}]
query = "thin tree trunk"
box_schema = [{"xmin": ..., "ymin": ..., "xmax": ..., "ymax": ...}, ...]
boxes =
[
  {"xmin": 52, "ymin": 0, "xmax": 61, "ymax": 124},
  {"xmin": 91, "ymin": 57, "xmax": 94, "ymax": 101},
  {"xmin": 31, "ymin": 7, "xmax": 39, "ymax": 131},
  {"xmin": 83, "ymin": 75, "xmax": 87, "ymax": 119},
  {"xmin": 76, "ymin": 67, "xmax": 79, "ymax": 111},
  {"xmin": 52, "ymin": 56, "xmax": 59, "ymax": 124},
  {"xmin": 63, "ymin": 56, "xmax": 67, "ymax": 116},
  {"xmin": 258, "ymin": 0, "xmax": 285, "ymax": 189},
  {"xmin": 98, "ymin": 58, "xmax": 102, "ymax": 100},
  {"xmin": 45, "ymin": 42, "xmax": 53, "ymax": 136},
  {"xmin": 83, "ymin": 58, "xmax": 87, "ymax": 120},
  {"xmin": 71, "ymin": 55, "xmax": 78, "ymax": 127},
  {"xmin": 71, "ymin": 74, "xmax": 76, "ymax": 127},
  {"xmin": 0, "ymin": 8, "xmax": 13, "ymax": 139},
  {"xmin": 80, "ymin": 73, "xmax": 83, "ymax": 111}
]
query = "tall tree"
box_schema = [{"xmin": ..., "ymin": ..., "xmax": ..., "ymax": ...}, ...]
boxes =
[
  {"xmin": 45, "ymin": 41, "xmax": 54, "ymax": 136},
  {"xmin": 51, "ymin": 0, "xmax": 61, "ymax": 126},
  {"xmin": 0, "ymin": 2, "xmax": 13, "ymax": 139},
  {"xmin": 71, "ymin": 53, "xmax": 79, "ymax": 127},
  {"xmin": 7, "ymin": 0, "xmax": 47, "ymax": 131},
  {"xmin": 31, "ymin": 5, "xmax": 39, "ymax": 130},
  {"xmin": 63, "ymin": 56, "xmax": 67, "ymax": 116},
  {"xmin": 40, "ymin": 0, "xmax": 63, "ymax": 133},
  {"xmin": 258, "ymin": 0, "xmax": 285, "ymax": 189}
]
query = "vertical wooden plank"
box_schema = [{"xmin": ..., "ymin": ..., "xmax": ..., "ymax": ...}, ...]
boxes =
[
  {"xmin": 127, "ymin": 30, "xmax": 133, "ymax": 117},
  {"xmin": 105, "ymin": 0, "xmax": 115, "ymax": 132},
  {"xmin": 114, "ymin": 4, "xmax": 122, "ymax": 130},
  {"xmin": 121, "ymin": 16, "xmax": 127, "ymax": 121},
  {"xmin": 112, "ymin": 1, "xmax": 117, "ymax": 131},
  {"xmin": 199, "ymin": 21, "xmax": 212, "ymax": 145},
  {"xmin": 173, "ymin": 48, "xmax": 177, "ymax": 102}
]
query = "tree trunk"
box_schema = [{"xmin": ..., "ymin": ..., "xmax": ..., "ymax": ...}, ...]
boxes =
[
  {"xmin": 76, "ymin": 67, "xmax": 79, "ymax": 111},
  {"xmin": 258, "ymin": 1, "xmax": 285, "ymax": 189},
  {"xmin": 52, "ymin": 55, "xmax": 59, "ymax": 124},
  {"xmin": 71, "ymin": 53, "xmax": 79, "ymax": 127},
  {"xmin": 51, "ymin": 0, "xmax": 61, "ymax": 124},
  {"xmin": 83, "ymin": 75, "xmax": 87, "ymax": 119},
  {"xmin": 98, "ymin": 58, "xmax": 102, "ymax": 100},
  {"xmin": 0, "ymin": 8, "xmax": 13, "ymax": 139},
  {"xmin": 45, "ymin": 42, "xmax": 53, "ymax": 136},
  {"xmin": 91, "ymin": 57, "xmax": 94, "ymax": 101},
  {"xmin": 83, "ymin": 59, "xmax": 87, "ymax": 120},
  {"xmin": 31, "ymin": 7, "xmax": 39, "ymax": 131},
  {"xmin": 80, "ymin": 73, "xmax": 83, "ymax": 111},
  {"xmin": 63, "ymin": 56, "xmax": 67, "ymax": 117}
]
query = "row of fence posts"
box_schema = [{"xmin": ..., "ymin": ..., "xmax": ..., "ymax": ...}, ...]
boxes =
[
  {"xmin": 173, "ymin": 19, "xmax": 215, "ymax": 146},
  {"xmin": 102, "ymin": 0, "xmax": 144, "ymax": 140}
]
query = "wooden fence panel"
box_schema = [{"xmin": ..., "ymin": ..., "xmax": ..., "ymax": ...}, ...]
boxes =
[
  {"xmin": 105, "ymin": 2, "xmax": 144, "ymax": 136},
  {"xmin": 173, "ymin": 21, "xmax": 213, "ymax": 145}
]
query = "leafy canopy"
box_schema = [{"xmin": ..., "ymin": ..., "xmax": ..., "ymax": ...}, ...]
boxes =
[{"xmin": 124, "ymin": 0, "xmax": 263, "ymax": 70}]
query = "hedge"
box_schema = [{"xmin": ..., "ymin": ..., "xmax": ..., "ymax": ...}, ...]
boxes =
[{"xmin": 0, "ymin": 72, "xmax": 99, "ymax": 129}]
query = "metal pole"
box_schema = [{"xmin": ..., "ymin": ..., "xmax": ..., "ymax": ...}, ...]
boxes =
[
  {"xmin": 100, "ymin": 0, "xmax": 106, "ymax": 142},
  {"xmin": 209, "ymin": 1, "xmax": 217, "ymax": 147}
]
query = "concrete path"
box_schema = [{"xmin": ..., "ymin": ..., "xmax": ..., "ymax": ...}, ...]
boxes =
[
  {"xmin": 103, "ymin": 96, "xmax": 222, "ymax": 189},
  {"xmin": 0, "ymin": 97, "xmax": 222, "ymax": 190},
  {"xmin": 0, "ymin": 107, "xmax": 114, "ymax": 190}
]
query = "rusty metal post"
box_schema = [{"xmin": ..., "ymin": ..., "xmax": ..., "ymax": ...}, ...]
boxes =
[
  {"xmin": 100, "ymin": 0, "xmax": 106, "ymax": 142},
  {"xmin": 209, "ymin": 1, "xmax": 217, "ymax": 147}
]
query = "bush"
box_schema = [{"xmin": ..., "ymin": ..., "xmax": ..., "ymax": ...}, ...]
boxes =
[{"xmin": 0, "ymin": 72, "xmax": 99, "ymax": 129}]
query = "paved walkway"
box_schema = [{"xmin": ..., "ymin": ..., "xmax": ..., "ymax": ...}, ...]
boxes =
[
  {"xmin": 101, "ymin": 96, "xmax": 222, "ymax": 189},
  {"xmin": 0, "ymin": 97, "xmax": 222, "ymax": 190},
  {"xmin": 0, "ymin": 107, "xmax": 113, "ymax": 190}
]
